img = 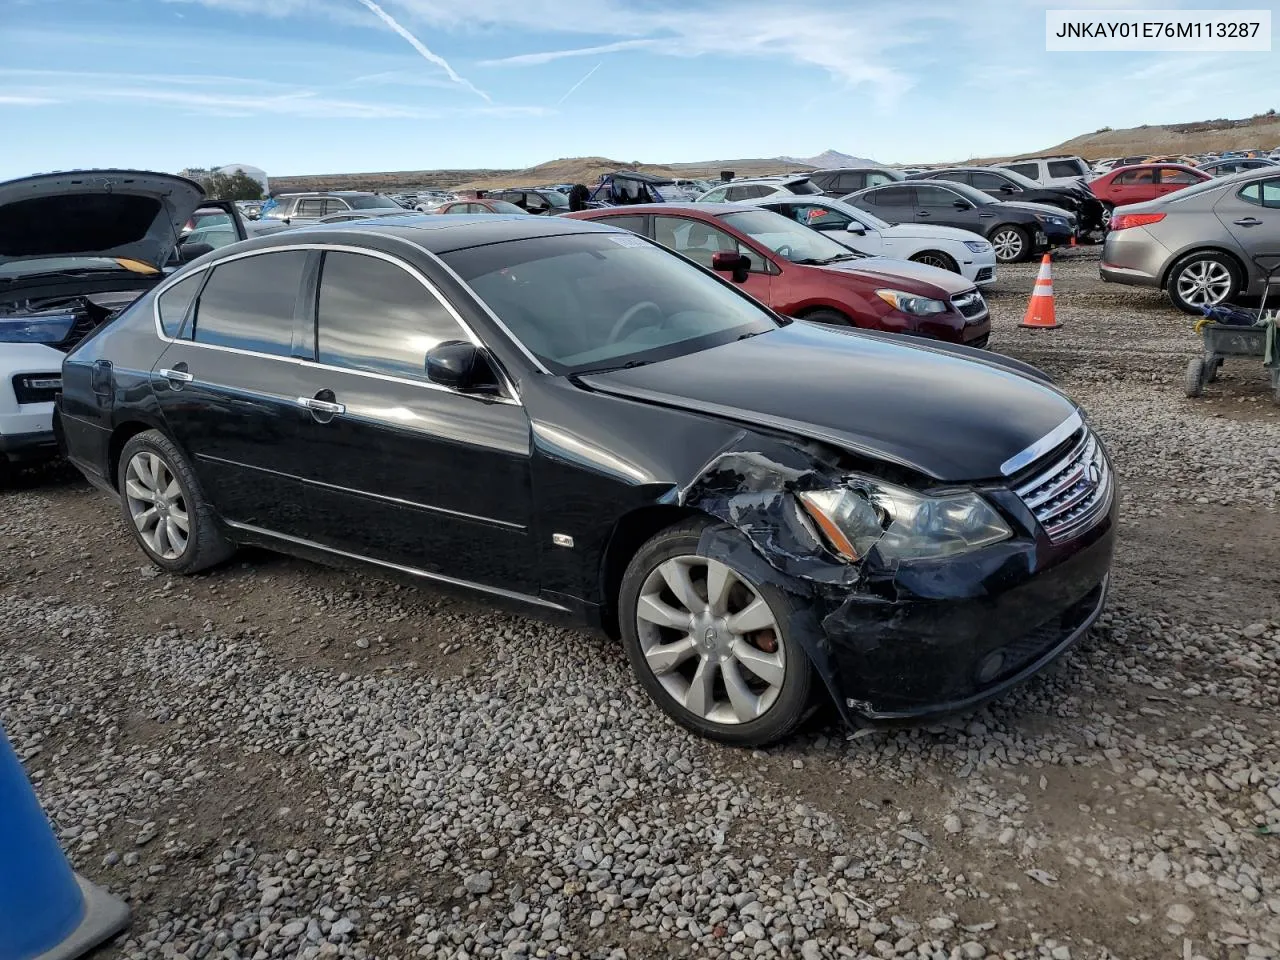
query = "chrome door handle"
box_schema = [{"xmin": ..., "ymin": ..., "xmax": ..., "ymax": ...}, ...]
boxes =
[
  {"xmin": 1233, "ymin": 217, "xmax": 1263, "ymax": 226},
  {"xmin": 296, "ymin": 396, "xmax": 346, "ymax": 415},
  {"xmin": 159, "ymin": 368, "xmax": 193, "ymax": 383}
]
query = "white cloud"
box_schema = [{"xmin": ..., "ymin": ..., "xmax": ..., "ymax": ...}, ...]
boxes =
[
  {"xmin": 479, "ymin": 39, "xmax": 658, "ymax": 67},
  {"xmin": 555, "ymin": 61, "xmax": 602, "ymax": 105},
  {"xmin": 0, "ymin": 94, "xmax": 56, "ymax": 105}
]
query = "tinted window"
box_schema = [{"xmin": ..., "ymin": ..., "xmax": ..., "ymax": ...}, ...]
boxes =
[
  {"xmin": 915, "ymin": 185, "xmax": 960, "ymax": 206},
  {"xmin": 788, "ymin": 203, "xmax": 850, "ymax": 230},
  {"xmin": 931, "ymin": 171, "xmax": 969, "ymax": 184},
  {"xmin": 322, "ymin": 199, "xmax": 348, "ymax": 215},
  {"xmin": 1114, "ymin": 169, "xmax": 1154, "ymax": 185},
  {"xmin": 316, "ymin": 252, "xmax": 466, "ymax": 380},
  {"xmin": 1005, "ymin": 163, "xmax": 1039, "ymax": 179},
  {"xmin": 723, "ymin": 186, "xmax": 750, "ymax": 201},
  {"xmin": 597, "ymin": 215, "xmax": 648, "ymax": 235},
  {"xmin": 1048, "ymin": 160, "xmax": 1086, "ymax": 178},
  {"xmin": 865, "ymin": 172, "xmax": 895, "ymax": 188},
  {"xmin": 157, "ymin": 273, "xmax": 201, "ymax": 338},
  {"xmin": 834, "ymin": 173, "xmax": 864, "ymax": 193},
  {"xmin": 1238, "ymin": 179, "xmax": 1280, "ymax": 208},
  {"xmin": 786, "ymin": 180, "xmax": 822, "ymax": 196},
  {"xmin": 869, "ymin": 186, "xmax": 914, "ymax": 206},
  {"xmin": 295, "ymin": 199, "xmax": 326, "ymax": 217},
  {"xmin": 193, "ymin": 251, "xmax": 306, "ymax": 356},
  {"xmin": 970, "ymin": 171, "xmax": 1012, "ymax": 190},
  {"xmin": 349, "ymin": 195, "xmax": 401, "ymax": 210}
]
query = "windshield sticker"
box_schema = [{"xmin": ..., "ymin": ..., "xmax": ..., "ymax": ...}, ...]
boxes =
[{"xmin": 608, "ymin": 234, "xmax": 648, "ymax": 248}]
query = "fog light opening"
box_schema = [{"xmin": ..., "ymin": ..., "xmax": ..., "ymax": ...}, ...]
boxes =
[{"xmin": 976, "ymin": 651, "xmax": 1006, "ymax": 684}]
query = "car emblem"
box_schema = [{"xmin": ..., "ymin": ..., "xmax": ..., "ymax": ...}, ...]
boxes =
[{"xmin": 704, "ymin": 627, "xmax": 717, "ymax": 644}]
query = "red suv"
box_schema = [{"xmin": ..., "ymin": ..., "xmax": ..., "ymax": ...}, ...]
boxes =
[
  {"xmin": 565, "ymin": 204, "xmax": 991, "ymax": 347},
  {"xmin": 1089, "ymin": 163, "xmax": 1211, "ymax": 210}
]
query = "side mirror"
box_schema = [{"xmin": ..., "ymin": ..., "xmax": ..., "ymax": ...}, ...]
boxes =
[
  {"xmin": 953, "ymin": 199, "xmax": 973, "ymax": 210},
  {"xmin": 426, "ymin": 340, "xmax": 499, "ymax": 393},
  {"xmin": 178, "ymin": 242, "xmax": 214, "ymax": 263},
  {"xmin": 845, "ymin": 222, "xmax": 867, "ymax": 235},
  {"xmin": 711, "ymin": 251, "xmax": 751, "ymax": 282}
]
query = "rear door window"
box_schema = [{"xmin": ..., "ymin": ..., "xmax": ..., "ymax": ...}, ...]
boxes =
[
  {"xmin": 1158, "ymin": 168, "xmax": 1200, "ymax": 185},
  {"xmin": 867, "ymin": 185, "xmax": 914, "ymax": 207},
  {"xmin": 316, "ymin": 251, "xmax": 469, "ymax": 381},
  {"xmin": 913, "ymin": 185, "xmax": 957, "ymax": 207},
  {"xmin": 192, "ymin": 251, "xmax": 307, "ymax": 357},
  {"xmin": 1238, "ymin": 179, "xmax": 1280, "ymax": 208},
  {"xmin": 295, "ymin": 199, "xmax": 326, "ymax": 217},
  {"xmin": 1004, "ymin": 163, "xmax": 1039, "ymax": 179},
  {"xmin": 970, "ymin": 171, "xmax": 1010, "ymax": 191},
  {"xmin": 157, "ymin": 273, "xmax": 202, "ymax": 338},
  {"xmin": 834, "ymin": 173, "xmax": 865, "ymax": 193},
  {"xmin": 1048, "ymin": 160, "xmax": 1086, "ymax": 178}
]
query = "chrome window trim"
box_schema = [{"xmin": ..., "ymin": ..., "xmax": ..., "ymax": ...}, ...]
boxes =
[
  {"xmin": 150, "ymin": 242, "xmax": 522, "ymax": 406},
  {"xmin": 1000, "ymin": 410, "xmax": 1084, "ymax": 477},
  {"xmin": 223, "ymin": 520, "xmax": 566, "ymax": 612}
]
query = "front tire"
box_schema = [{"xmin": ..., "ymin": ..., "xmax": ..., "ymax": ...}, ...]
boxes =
[
  {"xmin": 117, "ymin": 430, "xmax": 233, "ymax": 574},
  {"xmin": 990, "ymin": 225, "xmax": 1031, "ymax": 263},
  {"xmin": 909, "ymin": 250, "xmax": 959, "ymax": 273},
  {"xmin": 1166, "ymin": 252, "xmax": 1242, "ymax": 314},
  {"xmin": 618, "ymin": 518, "xmax": 815, "ymax": 746}
]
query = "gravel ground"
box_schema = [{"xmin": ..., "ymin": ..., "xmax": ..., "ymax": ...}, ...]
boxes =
[{"xmin": 2, "ymin": 248, "xmax": 1278, "ymax": 960}]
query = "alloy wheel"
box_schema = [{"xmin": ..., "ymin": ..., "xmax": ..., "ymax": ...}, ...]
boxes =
[
  {"xmin": 991, "ymin": 229, "xmax": 1024, "ymax": 261},
  {"xmin": 124, "ymin": 451, "xmax": 190, "ymax": 560},
  {"xmin": 914, "ymin": 253, "xmax": 953, "ymax": 272},
  {"xmin": 1176, "ymin": 260, "xmax": 1233, "ymax": 307},
  {"xmin": 634, "ymin": 555, "xmax": 786, "ymax": 725}
]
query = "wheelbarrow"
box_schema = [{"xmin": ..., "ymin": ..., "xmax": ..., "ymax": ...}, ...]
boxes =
[{"xmin": 1184, "ymin": 253, "xmax": 1280, "ymax": 404}]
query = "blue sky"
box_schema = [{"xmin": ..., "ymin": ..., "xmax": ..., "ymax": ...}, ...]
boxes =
[{"xmin": 1, "ymin": 0, "xmax": 1277, "ymax": 181}]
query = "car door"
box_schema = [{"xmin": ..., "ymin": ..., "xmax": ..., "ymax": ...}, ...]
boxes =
[
  {"xmin": 913, "ymin": 184, "xmax": 980, "ymax": 231},
  {"xmin": 856, "ymin": 185, "xmax": 915, "ymax": 225},
  {"xmin": 651, "ymin": 214, "xmax": 773, "ymax": 304},
  {"xmin": 288, "ymin": 248, "xmax": 536, "ymax": 591},
  {"xmin": 1218, "ymin": 176, "xmax": 1280, "ymax": 258},
  {"xmin": 150, "ymin": 249, "xmax": 316, "ymax": 534},
  {"xmin": 1154, "ymin": 166, "xmax": 1201, "ymax": 197},
  {"xmin": 1108, "ymin": 169, "xmax": 1155, "ymax": 205}
]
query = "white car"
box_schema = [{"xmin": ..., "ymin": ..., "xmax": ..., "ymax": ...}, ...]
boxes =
[
  {"xmin": 0, "ymin": 170, "xmax": 222, "ymax": 477},
  {"xmin": 749, "ymin": 195, "xmax": 997, "ymax": 287},
  {"xmin": 694, "ymin": 175, "xmax": 825, "ymax": 203}
]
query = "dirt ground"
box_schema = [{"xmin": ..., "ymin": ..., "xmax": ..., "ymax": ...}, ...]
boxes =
[{"xmin": 1, "ymin": 247, "xmax": 1278, "ymax": 960}]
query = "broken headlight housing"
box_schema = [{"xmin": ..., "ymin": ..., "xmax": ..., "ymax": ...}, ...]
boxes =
[{"xmin": 799, "ymin": 478, "xmax": 1011, "ymax": 562}]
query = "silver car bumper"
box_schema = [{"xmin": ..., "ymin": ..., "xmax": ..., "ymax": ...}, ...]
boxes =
[{"xmin": 1099, "ymin": 227, "xmax": 1171, "ymax": 288}]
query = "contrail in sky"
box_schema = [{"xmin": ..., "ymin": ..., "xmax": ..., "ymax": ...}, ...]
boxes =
[
  {"xmin": 352, "ymin": 0, "xmax": 490, "ymax": 102},
  {"xmin": 556, "ymin": 61, "xmax": 603, "ymax": 105}
]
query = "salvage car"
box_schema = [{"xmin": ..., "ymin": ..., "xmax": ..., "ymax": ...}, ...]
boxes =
[
  {"xmin": 1101, "ymin": 167, "xmax": 1280, "ymax": 312},
  {"xmin": 1087, "ymin": 163, "xmax": 1211, "ymax": 210},
  {"xmin": 567, "ymin": 203, "xmax": 991, "ymax": 346},
  {"xmin": 1, "ymin": 169, "xmax": 242, "ymax": 475},
  {"xmin": 57, "ymin": 214, "xmax": 1114, "ymax": 745},
  {"xmin": 845, "ymin": 181, "xmax": 1075, "ymax": 263},
  {"xmin": 749, "ymin": 195, "xmax": 997, "ymax": 286},
  {"xmin": 910, "ymin": 167, "xmax": 1107, "ymax": 238}
]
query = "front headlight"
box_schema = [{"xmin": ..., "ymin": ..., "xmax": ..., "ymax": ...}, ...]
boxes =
[
  {"xmin": 799, "ymin": 478, "xmax": 1012, "ymax": 562},
  {"xmin": 875, "ymin": 289, "xmax": 948, "ymax": 315},
  {"xmin": 963, "ymin": 240, "xmax": 991, "ymax": 253},
  {"xmin": 1033, "ymin": 213, "xmax": 1066, "ymax": 227},
  {"xmin": 0, "ymin": 314, "xmax": 78, "ymax": 344}
]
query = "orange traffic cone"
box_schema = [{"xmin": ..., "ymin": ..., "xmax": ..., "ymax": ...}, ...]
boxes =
[{"xmin": 1019, "ymin": 254, "xmax": 1060, "ymax": 329}]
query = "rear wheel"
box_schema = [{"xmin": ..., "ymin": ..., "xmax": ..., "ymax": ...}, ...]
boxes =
[
  {"xmin": 117, "ymin": 430, "xmax": 233, "ymax": 574},
  {"xmin": 909, "ymin": 250, "xmax": 959, "ymax": 273},
  {"xmin": 619, "ymin": 519, "xmax": 815, "ymax": 746},
  {"xmin": 990, "ymin": 225, "xmax": 1031, "ymax": 263},
  {"xmin": 1166, "ymin": 252, "xmax": 1242, "ymax": 314},
  {"xmin": 801, "ymin": 308, "xmax": 853, "ymax": 326}
]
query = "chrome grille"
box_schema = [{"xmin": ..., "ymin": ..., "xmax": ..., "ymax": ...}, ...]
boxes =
[
  {"xmin": 1014, "ymin": 430, "xmax": 1112, "ymax": 543},
  {"xmin": 952, "ymin": 291, "xmax": 987, "ymax": 318}
]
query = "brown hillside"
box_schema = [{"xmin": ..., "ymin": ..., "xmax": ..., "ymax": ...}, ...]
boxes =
[{"xmin": 969, "ymin": 113, "xmax": 1280, "ymax": 163}]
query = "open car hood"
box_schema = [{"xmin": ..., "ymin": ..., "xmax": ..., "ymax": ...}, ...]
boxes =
[{"xmin": 0, "ymin": 170, "xmax": 206, "ymax": 269}]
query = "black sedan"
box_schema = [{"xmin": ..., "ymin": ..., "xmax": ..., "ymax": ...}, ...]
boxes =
[
  {"xmin": 844, "ymin": 181, "xmax": 1077, "ymax": 263},
  {"xmin": 56, "ymin": 215, "xmax": 1115, "ymax": 745},
  {"xmin": 909, "ymin": 166, "xmax": 1108, "ymax": 237}
]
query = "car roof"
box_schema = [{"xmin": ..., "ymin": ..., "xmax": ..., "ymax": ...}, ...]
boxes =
[
  {"xmin": 218, "ymin": 213, "xmax": 627, "ymax": 256},
  {"xmin": 574, "ymin": 201, "xmax": 761, "ymax": 216},
  {"xmin": 1106, "ymin": 162, "xmax": 1203, "ymax": 174}
]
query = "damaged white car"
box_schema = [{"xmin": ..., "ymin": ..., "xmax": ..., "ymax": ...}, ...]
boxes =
[{"xmin": 0, "ymin": 170, "xmax": 241, "ymax": 476}]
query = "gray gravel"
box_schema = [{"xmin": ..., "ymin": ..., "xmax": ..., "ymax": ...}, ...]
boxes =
[{"xmin": 1, "ymin": 249, "xmax": 1278, "ymax": 960}]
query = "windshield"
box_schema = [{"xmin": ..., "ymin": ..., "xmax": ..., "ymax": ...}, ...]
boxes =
[
  {"xmin": 0, "ymin": 256, "xmax": 132, "ymax": 279},
  {"xmin": 442, "ymin": 233, "xmax": 778, "ymax": 375},
  {"xmin": 488, "ymin": 199, "xmax": 527, "ymax": 214},
  {"xmin": 719, "ymin": 209, "xmax": 856, "ymax": 263},
  {"xmin": 539, "ymin": 191, "xmax": 569, "ymax": 209},
  {"xmin": 921, "ymin": 180, "xmax": 996, "ymax": 206},
  {"xmin": 825, "ymin": 199, "xmax": 890, "ymax": 230},
  {"xmin": 350, "ymin": 195, "xmax": 402, "ymax": 210}
]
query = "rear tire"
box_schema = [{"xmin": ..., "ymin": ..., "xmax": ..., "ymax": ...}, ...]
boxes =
[
  {"xmin": 116, "ymin": 430, "xmax": 233, "ymax": 574},
  {"xmin": 990, "ymin": 225, "xmax": 1031, "ymax": 263},
  {"xmin": 1166, "ymin": 252, "xmax": 1242, "ymax": 315},
  {"xmin": 909, "ymin": 250, "xmax": 959, "ymax": 273},
  {"xmin": 801, "ymin": 308, "xmax": 853, "ymax": 326},
  {"xmin": 618, "ymin": 518, "xmax": 816, "ymax": 746}
]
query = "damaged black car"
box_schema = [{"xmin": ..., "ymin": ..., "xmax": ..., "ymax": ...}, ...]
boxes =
[{"xmin": 56, "ymin": 215, "xmax": 1116, "ymax": 745}]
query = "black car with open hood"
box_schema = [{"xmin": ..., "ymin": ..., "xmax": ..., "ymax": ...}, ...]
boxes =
[{"xmin": 56, "ymin": 214, "xmax": 1116, "ymax": 745}]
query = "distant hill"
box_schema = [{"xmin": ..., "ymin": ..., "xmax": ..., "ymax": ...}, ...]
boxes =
[
  {"xmin": 780, "ymin": 149, "xmax": 878, "ymax": 168},
  {"xmin": 969, "ymin": 113, "xmax": 1280, "ymax": 163}
]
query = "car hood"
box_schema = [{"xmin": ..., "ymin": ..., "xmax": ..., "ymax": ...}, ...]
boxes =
[
  {"xmin": 578, "ymin": 322, "xmax": 1076, "ymax": 482},
  {"xmin": 880, "ymin": 223, "xmax": 990, "ymax": 246},
  {"xmin": 822, "ymin": 255, "xmax": 975, "ymax": 294},
  {"xmin": 0, "ymin": 169, "xmax": 206, "ymax": 269}
]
